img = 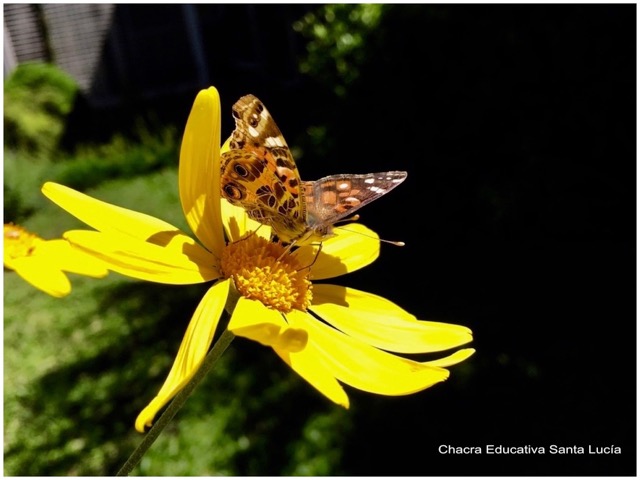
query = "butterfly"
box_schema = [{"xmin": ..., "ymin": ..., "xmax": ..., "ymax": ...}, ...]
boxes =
[{"xmin": 220, "ymin": 95, "xmax": 407, "ymax": 246}]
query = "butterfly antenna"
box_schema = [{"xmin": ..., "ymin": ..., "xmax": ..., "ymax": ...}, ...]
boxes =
[
  {"xmin": 335, "ymin": 214, "xmax": 360, "ymax": 225},
  {"xmin": 336, "ymin": 226, "xmax": 405, "ymax": 247}
]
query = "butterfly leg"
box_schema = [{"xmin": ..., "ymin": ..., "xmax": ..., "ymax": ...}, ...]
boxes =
[{"xmin": 295, "ymin": 242, "xmax": 323, "ymax": 272}]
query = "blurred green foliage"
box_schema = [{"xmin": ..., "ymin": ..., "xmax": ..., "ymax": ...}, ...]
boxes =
[
  {"xmin": 294, "ymin": 4, "xmax": 386, "ymax": 98},
  {"xmin": 4, "ymin": 130, "xmax": 179, "ymax": 224},
  {"xmin": 4, "ymin": 63, "xmax": 180, "ymax": 224},
  {"xmin": 4, "ymin": 62, "xmax": 78, "ymax": 159}
]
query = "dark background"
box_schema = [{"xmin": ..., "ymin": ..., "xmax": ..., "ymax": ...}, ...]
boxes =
[{"xmin": 25, "ymin": 4, "xmax": 640, "ymax": 475}]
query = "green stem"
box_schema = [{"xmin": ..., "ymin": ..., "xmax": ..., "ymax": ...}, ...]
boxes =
[{"xmin": 116, "ymin": 329, "xmax": 236, "ymax": 476}]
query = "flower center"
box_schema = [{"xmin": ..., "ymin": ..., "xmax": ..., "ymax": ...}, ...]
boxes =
[
  {"xmin": 221, "ymin": 234, "xmax": 312, "ymax": 313},
  {"xmin": 4, "ymin": 223, "xmax": 40, "ymax": 259}
]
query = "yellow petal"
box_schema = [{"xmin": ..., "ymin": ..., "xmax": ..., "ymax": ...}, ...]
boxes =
[
  {"xmin": 228, "ymin": 297, "xmax": 307, "ymax": 353},
  {"xmin": 274, "ymin": 341, "xmax": 350, "ymax": 408},
  {"xmin": 227, "ymin": 299, "xmax": 347, "ymax": 404},
  {"xmin": 293, "ymin": 224, "xmax": 380, "ymax": 280},
  {"xmin": 135, "ymin": 279, "xmax": 230, "ymax": 432},
  {"xmin": 228, "ymin": 296, "xmax": 287, "ymax": 341},
  {"xmin": 221, "ymin": 137, "xmax": 232, "ymax": 154},
  {"xmin": 37, "ymin": 239, "xmax": 109, "ymax": 277},
  {"xmin": 179, "ymin": 87, "xmax": 224, "ymax": 257},
  {"xmin": 425, "ymin": 348, "xmax": 476, "ymax": 367},
  {"xmin": 65, "ymin": 230, "xmax": 219, "ymax": 284},
  {"xmin": 42, "ymin": 183, "xmax": 183, "ymax": 245},
  {"xmin": 9, "ymin": 257, "xmax": 72, "ymax": 297},
  {"xmin": 221, "ymin": 198, "xmax": 270, "ymax": 243},
  {"xmin": 287, "ymin": 310, "xmax": 450, "ymax": 396},
  {"xmin": 311, "ymin": 285, "xmax": 473, "ymax": 353}
]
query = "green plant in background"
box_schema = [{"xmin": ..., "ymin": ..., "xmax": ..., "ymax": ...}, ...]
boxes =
[
  {"xmin": 4, "ymin": 62, "xmax": 78, "ymax": 159},
  {"xmin": 53, "ymin": 126, "xmax": 179, "ymax": 191},
  {"xmin": 294, "ymin": 4, "xmax": 387, "ymax": 98},
  {"xmin": 4, "ymin": 62, "xmax": 179, "ymax": 224},
  {"xmin": 292, "ymin": 5, "xmax": 388, "ymax": 163}
]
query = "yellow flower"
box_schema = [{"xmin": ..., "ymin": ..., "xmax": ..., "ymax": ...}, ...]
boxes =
[
  {"xmin": 41, "ymin": 87, "xmax": 475, "ymax": 433},
  {"xmin": 3, "ymin": 223, "xmax": 108, "ymax": 297}
]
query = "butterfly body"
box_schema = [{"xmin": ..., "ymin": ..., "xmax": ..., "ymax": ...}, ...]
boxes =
[{"xmin": 220, "ymin": 95, "xmax": 407, "ymax": 245}]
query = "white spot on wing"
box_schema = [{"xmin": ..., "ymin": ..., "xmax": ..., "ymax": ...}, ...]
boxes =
[
  {"xmin": 368, "ymin": 186, "xmax": 386, "ymax": 194},
  {"xmin": 338, "ymin": 182, "xmax": 350, "ymax": 190},
  {"xmin": 265, "ymin": 136, "xmax": 285, "ymax": 147},
  {"xmin": 364, "ymin": 178, "xmax": 375, "ymax": 184},
  {"xmin": 248, "ymin": 126, "xmax": 260, "ymax": 137}
]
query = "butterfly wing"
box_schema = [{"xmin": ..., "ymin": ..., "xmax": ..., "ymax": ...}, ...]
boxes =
[
  {"xmin": 220, "ymin": 149, "xmax": 306, "ymax": 239},
  {"xmin": 305, "ymin": 171, "xmax": 408, "ymax": 228},
  {"xmin": 221, "ymin": 95, "xmax": 408, "ymax": 245},
  {"xmin": 220, "ymin": 95, "xmax": 308, "ymax": 242}
]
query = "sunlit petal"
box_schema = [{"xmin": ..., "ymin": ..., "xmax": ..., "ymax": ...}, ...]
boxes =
[
  {"xmin": 288, "ymin": 310, "xmax": 450, "ymax": 396},
  {"xmin": 424, "ymin": 348, "xmax": 476, "ymax": 367},
  {"xmin": 65, "ymin": 230, "xmax": 219, "ymax": 284},
  {"xmin": 135, "ymin": 279, "xmax": 230, "ymax": 432},
  {"xmin": 42, "ymin": 182, "xmax": 183, "ymax": 245},
  {"xmin": 10, "ymin": 257, "xmax": 71, "ymax": 298},
  {"xmin": 179, "ymin": 87, "xmax": 224, "ymax": 256},
  {"xmin": 294, "ymin": 224, "xmax": 380, "ymax": 280},
  {"xmin": 37, "ymin": 240, "xmax": 109, "ymax": 277},
  {"xmin": 311, "ymin": 285, "xmax": 473, "ymax": 353},
  {"xmin": 4, "ymin": 224, "xmax": 108, "ymax": 296}
]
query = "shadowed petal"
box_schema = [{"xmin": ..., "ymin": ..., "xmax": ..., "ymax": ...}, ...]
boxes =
[
  {"xmin": 228, "ymin": 297, "xmax": 307, "ymax": 352},
  {"xmin": 221, "ymin": 199, "xmax": 270, "ymax": 243},
  {"xmin": 294, "ymin": 224, "xmax": 380, "ymax": 280},
  {"xmin": 227, "ymin": 299, "xmax": 349, "ymax": 407},
  {"xmin": 273, "ymin": 340, "xmax": 350, "ymax": 408}
]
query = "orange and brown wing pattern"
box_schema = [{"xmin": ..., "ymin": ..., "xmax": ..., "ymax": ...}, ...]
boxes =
[
  {"xmin": 221, "ymin": 95, "xmax": 408, "ymax": 245},
  {"xmin": 305, "ymin": 172, "xmax": 408, "ymax": 224},
  {"xmin": 220, "ymin": 95, "xmax": 307, "ymax": 242}
]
